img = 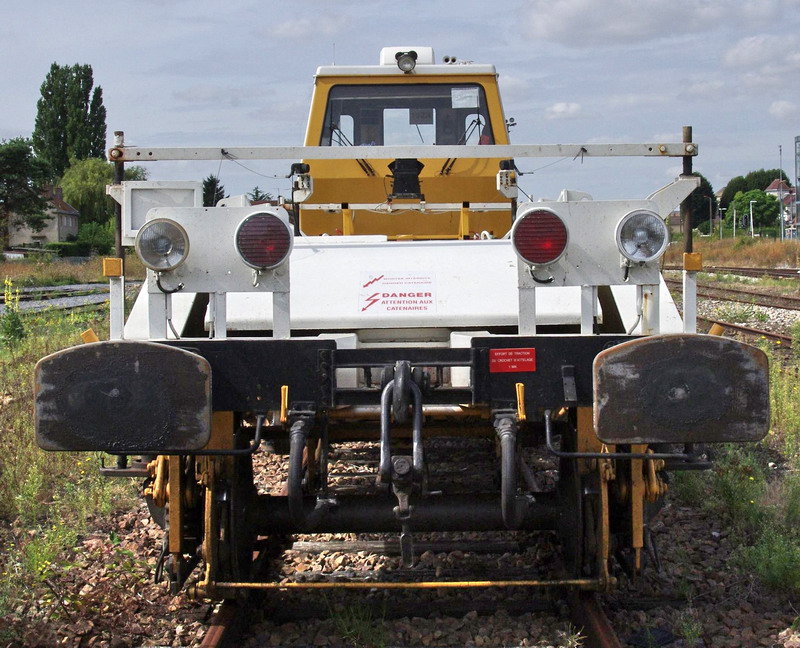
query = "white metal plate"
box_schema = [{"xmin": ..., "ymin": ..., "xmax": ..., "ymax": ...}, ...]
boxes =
[{"xmin": 122, "ymin": 181, "xmax": 201, "ymax": 245}]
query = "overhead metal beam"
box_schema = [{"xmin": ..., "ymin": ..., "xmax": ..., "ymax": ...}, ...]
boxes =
[{"xmin": 108, "ymin": 142, "xmax": 698, "ymax": 163}]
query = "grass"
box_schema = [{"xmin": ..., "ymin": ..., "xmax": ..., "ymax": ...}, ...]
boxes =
[
  {"xmin": 0, "ymin": 285, "xmax": 136, "ymax": 617},
  {"xmin": 711, "ymin": 302, "xmax": 769, "ymax": 324},
  {"xmin": 0, "ymin": 252, "xmax": 145, "ymax": 287},
  {"xmin": 328, "ymin": 601, "xmax": 389, "ymax": 648},
  {"xmin": 664, "ymin": 237, "xmax": 800, "ymax": 269}
]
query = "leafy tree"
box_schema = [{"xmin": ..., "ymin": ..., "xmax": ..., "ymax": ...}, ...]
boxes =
[
  {"xmin": 203, "ymin": 174, "xmax": 227, "ymax": 207},
  {"xmin": 720, "ymin": 169, "xmax": 793, "ymax": 209},
  {"xmin": 0, "ymin": 138, "xmax": 52, "ymax": 249},
  {"xmin": 60, "ymin": 158, "xmax": 147, "ymax": 225},
  {"xmin": 32, "ymin": 63, "xmax": 107, "ymax": 178},
  {"xmin": 688, "ymin": 172, "xmax": 717, "ymax": 231},
  {"xmin": 725, "ymin": 189, "xmax": 779, "ymax": 229},
  {"xmin": 76, "ymin": 221, "xmax": 114, "ymax": 254},
  {"xmin": 247, "ymin": 186, "xmax": 273, "ymax": 203}
]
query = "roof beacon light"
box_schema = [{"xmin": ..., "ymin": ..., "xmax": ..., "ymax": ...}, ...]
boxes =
[
  {"xmin": 135, "ymin": 218, "xmax": 189, "ymax": 271},
  {"xmin": 511, "ymin": 208, "xmax": 568, "ymax": 266},
  {"xmin": 395, "ymin": 50, "xmax": 418, "ymax": 73},
  {"xmin": 616, "ymin": 209, "xmax": 669, "ymax": 263},
  {"xmin": 235, "ymin": 212, "xmax": 294, "ymax": 270}
]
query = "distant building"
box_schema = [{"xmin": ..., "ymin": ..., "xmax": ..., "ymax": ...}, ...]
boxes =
[
  {"xmin": 7, "ymin": 187, "xmax": 80, "ymax": 248},
  {"xmin": 765, "ymin": 178, "xmax": 796, "ymax": 238}
]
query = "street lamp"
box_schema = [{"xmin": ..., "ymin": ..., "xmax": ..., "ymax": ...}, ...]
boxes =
[{"xmin": 749, "ymin": 200, "xmax": 757, "ymax": 237}]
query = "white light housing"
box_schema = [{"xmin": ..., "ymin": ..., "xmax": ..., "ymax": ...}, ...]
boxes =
[
  {"xmin": 616, "ymin": 209, "xmax": 668, "ymax": 263},
  {"xmin": 135, "ymin": 218, "xmax": 189, "ymax": 271}
]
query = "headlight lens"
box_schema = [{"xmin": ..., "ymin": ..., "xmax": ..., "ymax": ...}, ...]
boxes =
[
  {"xmin": 135, "ymin": 219, "xmax": 189, "ymax": 271},
  {"xmin": 395, "ymin": 50, "xmax": 418, "ymax": 73},
  {"xmin": 235, "ymin": 212, "xmax": 293, "ymax": 270},
  {"xmin": 512, "ymin": 208, "xmax": 568, "ymax": 266},
  {"xmin": 616, "ymin": 210, "xmax": 668, "ymax": 263}
]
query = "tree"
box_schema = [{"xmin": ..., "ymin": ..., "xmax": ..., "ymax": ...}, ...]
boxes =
[
  {"xmin": 725, "ymin": 189, "xmax": 779, "ymax": 230},
  {"xmin": 32, "ymin": 63, "xmax": 107, "ymax": 179},
  {"xmin": 688, "ymin": 172, "xmax": 717, "ymax": 232},
  {"xmin": 720, "ymin": 169, "xmax": 793, "ymax": 209},
  {"xmin": 0, "ymin": 138, "xmax": 51, "ymax": 249},
  {"xmin": 60, "ymin": 158, "xmax": 147, "ymax": 225},
  {"xmin": 203, "ymin": 174, "xmax": 226, "ymax": 207},
  {"xmin": 247, "ymin": 186, "xmax": 273, "ymax": 203}
]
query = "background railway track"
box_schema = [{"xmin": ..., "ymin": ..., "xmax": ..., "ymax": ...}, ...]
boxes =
[
  {"xmin": 0, "ymin": 283, "xmax": 110, "ymax": 313},
  {"xmin": 663, "ymin": 264, "xmax": 800, "ymax": 279}
]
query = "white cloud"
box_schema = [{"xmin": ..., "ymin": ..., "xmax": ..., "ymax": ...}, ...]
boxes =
[
  {"xmin": 769, "ymin": 100, "xmax": 798, "ymax": 120},
  {"xmin": 521, "ymin": 0, "xmax": 799, "ymax": 48},
  {"xmin": 723, "ymin": 34, "xmax": 784, "ymax": 68},
  {"xmin": 521, "ymin": 0, "xmax": 724, "ymax": 47},
  {"xmin": 679, "ymin": 80, "xmax": 727, "ymax": 100},
  {"xmin": 270, "ymin": 15, "xmax": 348, "ymax": 39},
  {"xmin": 545, "ymin": 102, "xmax": 583, "ymax": 120}
]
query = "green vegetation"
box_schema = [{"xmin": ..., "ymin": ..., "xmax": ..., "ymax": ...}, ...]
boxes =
[
  {"xmin": 203, "ymin": 174, "xmax": 227, "ymax": 207},
  {"xmin": 711, "ymin": 302, "xmax": 769, "ymax": 325},
  {"xmin": 0, "ymin": 289, "xmax": 136, "ymax": 617},
  {"xmin": 60, "ymin": 158, "xmax": 148, "ymax": 226},
  {"xmin": 672, "ymin": 332, "xmax": 800, "ymax": 595},
  {"xmin": 329, "ymin": 602, "xmax": 388, "ymax": 648},
  {"xmin": 32, "ymin": 63, "xmax": 106, "ymax": 179},
  {"xmin": 0, "ymin": 138, "xmax": 52, "ymax": 249},
  {"xmin": 1, "ymin": 278, "xmax": 26, "ymax": 347},
  {"xmin": 720, "ymin": 168, "xmax": 792, "ymax": 210},
  {"xmin": 0, "ymin": 253, "xmax": 145, "ymax": 287}
]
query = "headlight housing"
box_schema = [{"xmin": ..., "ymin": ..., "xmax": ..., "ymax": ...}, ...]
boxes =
[
  {"xmin": 616, "ymin": 209, "xmax": 669, "ymax": 263},
  {"xmin": 135, "ymin": 218, "xmax": 190, "ymax": 271},
  {"xmin": 511, "ymin": 208, "xmax": 568, "ymax": 266},
  {"xmin": 235, "ymin": 212, "xmax": 293, "ymax": 270}
]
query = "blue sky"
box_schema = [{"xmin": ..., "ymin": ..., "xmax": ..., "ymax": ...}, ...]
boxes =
[{"xmin": 2, "ymin": 0, "xmax": 799, "ymax": 202}]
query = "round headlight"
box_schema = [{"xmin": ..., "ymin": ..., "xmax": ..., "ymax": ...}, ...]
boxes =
[
  {"xmin": 135, "ymin": 218, "xmax": 189, "ymax": 271},
  {"xmin": 616, "ymin": 210, "xmax": 669, "ymax": 263},
  {"xmin": 395, "ymin": 50, "xmax": 417, "ymax": 73},
  {"xmin": 511, "ymin": 208, "xmax": 568, "ymax": 266},
  {"xmin": 235, "ymin": 212, "xmax": 293, "ymax": 270}
]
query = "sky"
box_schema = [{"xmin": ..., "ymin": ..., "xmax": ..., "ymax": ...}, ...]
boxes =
[{"xmin": 2, "ymin": 0, "xmax": 799, "ymax": 203}]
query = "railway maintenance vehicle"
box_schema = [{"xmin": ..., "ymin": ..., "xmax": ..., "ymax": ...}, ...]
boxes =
[{"xmin": 34, "ymin": 46, "xmax": 769, "ymax": 599}]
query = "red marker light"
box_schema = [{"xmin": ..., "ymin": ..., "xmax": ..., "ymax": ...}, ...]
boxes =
[
  {"xmin": 512, "ymin": 209, "xmax": 568, "ymax": 265},
  {"xmin": 235, "ymin": 213, "xmax": 293, "ymax": 270}
]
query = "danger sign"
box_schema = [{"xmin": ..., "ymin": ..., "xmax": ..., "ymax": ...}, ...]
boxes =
[{"xmin": 359, "ymin": 272, "xmax": 437, "ymax": 313}]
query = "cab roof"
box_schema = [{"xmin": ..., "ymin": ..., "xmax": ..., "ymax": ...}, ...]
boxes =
[{"xmin": 315, "ymin": 45, "xmax": 497, "ymax": 77}]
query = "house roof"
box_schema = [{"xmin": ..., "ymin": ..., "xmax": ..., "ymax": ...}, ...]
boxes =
[
  {"xmin": 765, "ymin": 179, "xmax": 793, "ymax": 194},
  {"xmin": 46, "ymin": 186, "xmax": 79, "ymax": 216}
]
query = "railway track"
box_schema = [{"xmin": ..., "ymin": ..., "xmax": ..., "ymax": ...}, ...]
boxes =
[
  {"xmin": 0, "ymin": 283, "xmax": 111, "ymax": 314},
  {"xmin": 199, "ymin": 575, "xmax": 623, "ymax": 648},
  {"xmin": 698, "ymin": 317, "xmax": 793, "ymax": 347},
  {"xmin": 195, "ymin": 436, "xmax": 625, "ymax": 647},
  {"xmin": 663, "ymin": 264, "xmax": 800, "ymax": 279},
  {"xmin": 664, "ymin": 278, "xmax": 800, "ymax": 311}
]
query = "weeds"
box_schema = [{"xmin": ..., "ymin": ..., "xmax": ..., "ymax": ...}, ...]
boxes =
[
  {"xmin": 673, "ymin": 606, "xmax": 703, "ymax": 646},
  {"xmin": 1, "ymin": 277, "xmax": 26, "ymax": 348},
  {"xmin": 664, "ymin": 237, "xmax": 800, "ymax": 269},
  {"xmin": 329, "ymin": 602, "xmax": 388, "ymax": 648},
  {"xmin": 712, "ymin": 301, "xmax": 768, "ymax": 324},
  {"xmin": 0, "ymin": 301, "xmax": 136, "ymax": 616}
]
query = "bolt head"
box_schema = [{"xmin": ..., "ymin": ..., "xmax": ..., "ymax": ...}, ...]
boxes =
[{"xmin": 392, "ymin": 456, "xmax": 412, "ymax": 476}]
